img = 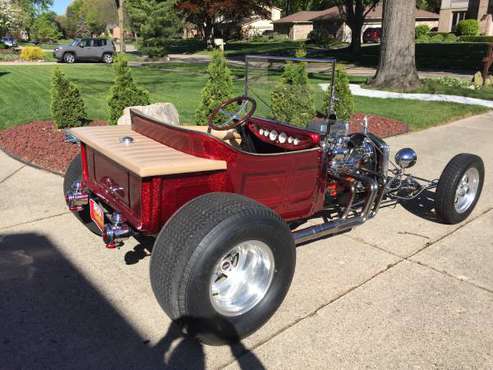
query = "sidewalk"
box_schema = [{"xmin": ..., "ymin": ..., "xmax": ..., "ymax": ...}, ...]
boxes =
[{"xmin": 1, "ymin": 113, "xmax": 492, "ymax": 369}]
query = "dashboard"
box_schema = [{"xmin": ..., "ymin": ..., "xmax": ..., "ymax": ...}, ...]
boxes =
[{"xmin": 247, "ymin": 119, "xmax": 320, "ymax": 151}]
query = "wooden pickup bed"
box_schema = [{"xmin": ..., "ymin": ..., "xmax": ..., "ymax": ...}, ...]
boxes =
[{"xmin": 69, "ymin": 125, "xmax": 228, "ymax": 177}]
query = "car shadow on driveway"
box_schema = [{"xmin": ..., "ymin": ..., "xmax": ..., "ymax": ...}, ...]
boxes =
[
  {"xmin": 400, "ymin": 189, "xmax": 443, "ymax": 223},
  {"xmin": 0, "ymin": 232, "xmax": 265, "ymax": 369}
]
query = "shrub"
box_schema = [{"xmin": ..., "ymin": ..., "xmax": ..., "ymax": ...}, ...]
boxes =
[
  {"xmin": 271, "ymin": 48, "xmax": 315, "ymax": 127},
  {"xmin": 456, "ymin": 19, "xmax": 480, "ymax": 36},
  {"xmin": 0, "ymin": 43, "xmax": 7, "ymax": 50},
  {"xmin": 108, "ymin": 54, "xmax": 150, "ymax": 125},
  {"xmin": 430, "ymin": 34, "xmax": 445, "ymax": 43},
  {"xmin": 322, "ymin": 67, "xmax": 354, "ymax": 121},
  {"xmin": 459, "ymin": 35, "xmax": 493, "ymax": 42},
  {"xmin": 416, "ymin": 34, "xmax": 431, "ymax": 43},
  {"xmin": 194, "ymin": 50, "xmax": 234, "ymax": 125},
  {"xmin": 20, "ymin": 46, "xmax": 44, "ymax": 61},
  {"xmin": 444, "ymin": 33, "xmax": 458, "ymax": 43},
  {"xmin": 434, "ymin": 76, "xmax": 471, "ymax": 88},
  {"xmin": 415, "ymin": 25, "xmax": 431, "ymax": 39},
  {"xmin": 50, "ymin": 68, "xmax": 88, "ymax": 129}
]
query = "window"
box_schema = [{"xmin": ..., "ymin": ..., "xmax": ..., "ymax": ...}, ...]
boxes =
[
  {"xmin": 451, "ymin": 11, "xmax": 467, "ymax": 31},
  {"xmin": 93, "ymin": 39, "xmax": 107, "ymax": 47},
  {"xmin": 80, "ymin": 39, "xmax": 92, "ymax": 47}
]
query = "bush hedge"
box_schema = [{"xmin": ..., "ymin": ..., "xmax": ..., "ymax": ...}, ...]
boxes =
[
  {"xmin": 271, "ymin": 49, "xmax": 315, "ymax": 127},
  {"xmin": 194, "ymin": 50, "xmax": 234, "ymax": 125},
  {"xmin": 20, "ymin": 46, "xmax": 44, "ymax": 61},
  {"xmin": 456, "ymin": 19, "xmax": 480, "ymax": 36},
  {"xmin": 322, "ymin": 68, "xmax": 353, "ymax": 121},
  {"xmin": 459, "ymin": 35, "xmax": 493, "ymax": 42},
  {"xmin": 108, "ymin": 54, "xmax": 150, "ymax": 125},
  {"xmin": 415, "ymin": 25, "xmax": 430, "ymax": 39},
  {"xmin": 50, "ymin": 68, "xmax": 88, "ymax": 129}
]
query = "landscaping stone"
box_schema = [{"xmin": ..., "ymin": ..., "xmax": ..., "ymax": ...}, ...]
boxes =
[
  {"xmin": 472, "ymin": 71, "xmax": 483, "ymax": 88},
  {"xmin": 117, "ymin": 103, "xmax": 180, "ymax": 126}
]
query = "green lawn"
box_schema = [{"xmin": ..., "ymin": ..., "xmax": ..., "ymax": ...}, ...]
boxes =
[{"xmin": 0, "ymin": 63, "xmax": 488, "ymax": 130}]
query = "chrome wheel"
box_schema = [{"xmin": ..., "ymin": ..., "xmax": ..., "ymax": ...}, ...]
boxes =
[
  {"xmin": 454, "ymin": 167, "xmax": 479, "ymax": 213},
  {"xmin": 103, "ymin": 54, "xmax": 113, "ymax": 64},
  {"xmin": 210, "ymin": 240, "xmax": 275, "ymax": 317},
  {"xmin": 64, "ymin": 53, "xmax": 75, "ymax": 63}
]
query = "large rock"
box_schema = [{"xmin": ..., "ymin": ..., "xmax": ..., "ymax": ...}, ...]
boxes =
[{"xmin": 117, "ymin": 103, "xmax": 180, "ymax": 126}]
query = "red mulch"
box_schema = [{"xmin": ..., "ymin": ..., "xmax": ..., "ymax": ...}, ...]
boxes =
[
  {"xmin": 349, "ymin": 113, "xmax": 408, "ymax": 138},
  {"xmin": 0, "ymin": 121, "xmax": 107, "ymax": 175},
  {"xmin": 0, "ymin": 114, "xmax": 408, "ymax": 175}
]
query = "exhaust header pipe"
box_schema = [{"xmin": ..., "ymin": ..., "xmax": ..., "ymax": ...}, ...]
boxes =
[
  {"xmin": 102, "ymin": 212, "xmax": 134, "ymax": 249},
  {"xmin": 293, "ymin": 216, "xmax": 364, "ymax": 245}
]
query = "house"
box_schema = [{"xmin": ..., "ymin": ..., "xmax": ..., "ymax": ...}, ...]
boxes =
[
  {"xmin": 272, "ymin": 9, "xmax": 337, "ymax": 40},
  {"xmin": 273, "ymin": 5, "xmax": 439, "ymax": 41},
  {"xmin": 438, "ymin": 0, "xmax": 493, "ymax": 34},
  {"xmin": 184, "ymin": 7, "xmax": 282, "ymax": 40}
]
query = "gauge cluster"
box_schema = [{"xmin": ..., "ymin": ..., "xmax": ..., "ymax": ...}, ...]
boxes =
[{"xmin": 248, "ymin": 121, "xmax": 317, "ymax": 150}]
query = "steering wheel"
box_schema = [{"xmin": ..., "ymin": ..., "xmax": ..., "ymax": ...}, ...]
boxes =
[{"xmin": 207, "ymin": 96, "xmax": 256, "ymax": 133}]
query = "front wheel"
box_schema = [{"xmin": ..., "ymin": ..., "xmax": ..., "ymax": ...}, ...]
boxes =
[
  {"xmin": 102, "ymin": 53, "xmax": 113, "ymax": 64},
  {"xmin": 63, "ymin": 53, "xmax": 75, "ymax": 63},
  {"xmin": 435, "ymin": 153, "xmax": 484, "ymax": 224},
  {"xmin": 150, "ymin": 193, "xmax": 296, "ymax": 345}
]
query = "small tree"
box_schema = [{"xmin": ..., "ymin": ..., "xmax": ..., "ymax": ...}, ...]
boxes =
[
  {"xmin": 50, "ymin": 68, "xmax": 88, "ymax": 129},
  {"xmin": 108, "ymin": 54, "xmax": 150, "ymax": 125},
  {"xmin": 322, "ymin": 68, "xmax": 354, "ymax": 121},
  {"xmin": 194, "ymin": 50, "xmax": 233, "ymax": 125},
  {"xmin": 271, "ymin": 49, "xmax": 315, "ymax": 127}
]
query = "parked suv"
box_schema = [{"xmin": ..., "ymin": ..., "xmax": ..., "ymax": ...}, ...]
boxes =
[
  {"xmin": 53, "ymin": 38, "xmax": 115, "ymax": 64},
  {"xmin": 363, "ymin": 28, "xmax": 381, "ymax": 43}
]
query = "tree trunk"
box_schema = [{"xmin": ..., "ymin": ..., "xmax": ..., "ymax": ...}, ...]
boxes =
[
  {"xmin": 370, "ymin": 0, "xmax": 421, "ymax": 90},
  {"xmin": 349, "ymin": 21, "xmax": 362, "ymax": 54},
  {"xmin": 117, "ymin": 0, "xmax": 125, "ymax": 53}
]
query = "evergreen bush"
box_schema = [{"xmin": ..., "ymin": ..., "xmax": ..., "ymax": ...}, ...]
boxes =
[
  {"xmin": 322, "ymin": 67, "xmax": 354, "ymax": 121},
  {"xmin": 50, "ymin": 68, "xmax": 88, "ymax": 129},
  {"xmin": 271, "ymin": 48, "xmax": 315, "ymax": 127},
  {"xmin": 194, "ymin": 50, "xmax": 234, "ymax": 125},
  {"xmin": 108, "ymin": 54, "xmax": 150, "ymax": 125},
  {"xmin": 415, "ymin": 25, "xmax": 430, "ymax": 39},
  {"xmin": 456, "ymin": 19, "xmax": 480, "ymax": 36}
]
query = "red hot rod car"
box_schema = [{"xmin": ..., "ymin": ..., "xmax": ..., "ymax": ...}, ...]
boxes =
[{"xmin": 64, "ymin": 56, "xmax": 484, "ymax": 344}]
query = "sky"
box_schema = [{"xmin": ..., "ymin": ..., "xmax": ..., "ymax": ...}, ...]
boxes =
[{"xmin": 50, "ymin": 0, "xmax": 72, "ymax": 15}]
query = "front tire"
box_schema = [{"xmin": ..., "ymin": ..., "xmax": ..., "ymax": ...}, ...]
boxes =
[
  {"xmin": 435, "ymin": 153, "xmax": 484, "ymax": 224},
  {"xmin": 63, "ymin": 155, "xmax": 102, "ymax": 235},
  {"xmin": 102, "ymin": 53, "xmax": 113, "ymax": 64},
  {"xmin": 63, "ymin": 52, "xmax": 75, "ymax": 63},
  {"xmin": 150, "ymin": 193, "xmax": 296, "ymax": 345}
]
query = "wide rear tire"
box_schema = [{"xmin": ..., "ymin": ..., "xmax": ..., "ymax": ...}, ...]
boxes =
[
  {"xmin": 150, "ymin": 193, "xmax": 296, "ymax": 345},
  {"xmin": 63, "ymin": 154, "xmax": 102, "ymax": 235},
  {"xmin": 435, "ymin": 153, "xmax": 484, "ymax": 224}
]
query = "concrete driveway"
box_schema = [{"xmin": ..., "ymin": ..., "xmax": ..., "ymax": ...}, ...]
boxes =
[{"xmin": 0, "ymin": 113, "xmax": 492, "ymax": 369}]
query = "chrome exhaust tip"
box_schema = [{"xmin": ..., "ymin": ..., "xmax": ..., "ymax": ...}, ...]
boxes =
[
  {"xmin": 65, "ymin": 181, "xmax": 89, "ymax": 212},
  {"xmin": 102, "ymin": 212, "xmax": 133, "ymax": 249}
]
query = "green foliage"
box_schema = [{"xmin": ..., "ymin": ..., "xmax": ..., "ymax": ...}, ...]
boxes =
[
  {"xmin": 194, "ymin": 50, "xmax": 234, "ymax": 125},
  {"xmin": 308, "ymin": 29, "xmax": 338, "ymax": 47},
  {"xmin": 456, "ymin": 19, "xmax": 480, "ymax": 36},
  {"xmin": 415, "ymin": 24, "xmax": 430, "ymax": 39},
  {"xmin": 107, "ymin": 54, "xmax": 150, "ymax": 125},
  {"xmin": 443, "ymin": 33, "xmax": 458, "ymax": 43},
  {"xmin": 271, "ymin": 48, "xmax": 315, "ymax": 126},
  {"xmin": 20, "ymin": 46, "xmax": 44, "ymax": 61},
  {"xmin": 127, "ymin": 0, "xmax": 181, "ymax": 57},
  {"xmin": 50, "ymin": 68, "xmax": 87, "ymax": 128},
  {"xmin": 32, "ymin": 12, "xmax": 62, "ymax": 42},
  {"xmin": 322, "ymin": 68, "xmax": 354, "ymax": 121},
  {"xmin": 459, "ymin": 35, "xmax": 493, "ymax": 42},
  {"xmin": 430, "ymin": 33, "xmax": 445, "ymax": 43},
  {"xmin": 416, "ymin": 34, "xmax": 431, "ymax": 43}
]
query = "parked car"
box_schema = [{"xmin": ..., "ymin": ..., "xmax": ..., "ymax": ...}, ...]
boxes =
[
  {"xmin": 53, "ymin": 38, "xmax": 115, "ymax": 64},
  {"xmin": 1, "ymin": 37, "xmax": 17, "ymax": 48},
  {"xmin": 363, "ymin": 27, "xmax": 381, "ymax": 43},
  {"xmin": 64, "ymin": 56, "xmax": 484, "ymax": 345}
]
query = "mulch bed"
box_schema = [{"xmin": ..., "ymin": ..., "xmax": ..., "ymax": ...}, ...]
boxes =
[
  {"xmin": 0, "ymin": 114, "xmax": 408, "ymax": 175},
  {"xmin": 0, "ymin": 121, "xmax": 107, "ymax": 175}
]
